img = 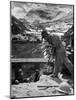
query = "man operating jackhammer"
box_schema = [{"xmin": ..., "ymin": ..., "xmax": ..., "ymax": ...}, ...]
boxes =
[{"xmin": 41, "ymin": 29, "xmax": 73, "ymax": 79}]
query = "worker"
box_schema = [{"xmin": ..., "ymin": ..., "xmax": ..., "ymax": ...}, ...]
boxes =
[{"xmin": 41, "ymin": 29, "xmax": 73, "ymax": 79}]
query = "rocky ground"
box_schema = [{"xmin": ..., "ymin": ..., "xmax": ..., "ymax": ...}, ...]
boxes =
[{"xmin": 11, "ymin": 74, "xmax": 74, "ymax": 98}]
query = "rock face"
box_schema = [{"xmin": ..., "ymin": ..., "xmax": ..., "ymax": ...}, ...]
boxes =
[
  {"xmin": 11, "ymin": 16, "xmax": 30, "ymax": 35},
  {"xmin": 64, "ymin": 25, "xmax": 74, "ymax": 64},
  {"xmin": 11, "ymin": 62, "xmax": 54, "ymax": 84},
  {"xmin": 64, "ymin": 25, "xmax": 74, "ymax": 46},
  {"xmin": 11, "ymin": 16, "xmax": 41, "ymax": 42}
]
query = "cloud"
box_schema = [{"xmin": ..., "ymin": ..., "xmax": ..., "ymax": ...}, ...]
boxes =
[
  {"xmin": 12, "ymin": 7, "xmax": 25, "ymax": 18},
  {"xmin": 11, "ymin": 2, "xmax": 73, "ymax": 23}
]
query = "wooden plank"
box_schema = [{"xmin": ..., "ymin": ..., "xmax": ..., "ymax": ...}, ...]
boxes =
[
  {"xmin": 11, "ymin": 58, "xmax": 49, "ymax": 62},
  {"xmin": 37, "ymin": 85, "xmax": 58, "ymax": 87}
]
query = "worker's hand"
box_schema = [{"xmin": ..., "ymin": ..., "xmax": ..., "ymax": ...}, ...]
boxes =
[
  {"xmin": 52, "ymin": 59, "xmax": 55, "ymax": 63},
  {"xmin": 48, "ymin": 56, "xmax": 54, "ymax": 62}
]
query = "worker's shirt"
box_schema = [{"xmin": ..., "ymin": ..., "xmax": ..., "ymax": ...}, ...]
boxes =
[{"xmin": 47, "ymin": 34, "xmax": 67, "ymax": 58}]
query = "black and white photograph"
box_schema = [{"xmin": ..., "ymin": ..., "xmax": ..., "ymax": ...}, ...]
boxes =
[{"xmin": 10, "ymin": 1, "xmax": 74, "ymax": 99}]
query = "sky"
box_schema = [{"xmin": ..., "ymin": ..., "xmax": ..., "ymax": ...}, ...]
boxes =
[{"xmin": 11, "ymin": 2, "xmax": 73, "ymax": 24}]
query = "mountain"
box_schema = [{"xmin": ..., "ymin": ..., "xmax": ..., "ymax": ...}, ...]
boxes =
[
  {"xmin": 64, "ymin": 25, "xmax": 74, "ymax": 37},
  {"xmin": 27, "ymin": 9, "xmax": 52, "ymax": 20},
  {"xmin": 11, "ymin": 16, "xmax": 30, "ymax": 35},
  {"xmin": 11, "ymin": 16, "xmax": 41, "ymax": 42},
  {"xmin": 26, "ymin": 9, "xmax": 62, "ymax": 24},
  {"xmin": 19, "ymin": 18, "xmax": 34, "ymax": 30}
]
